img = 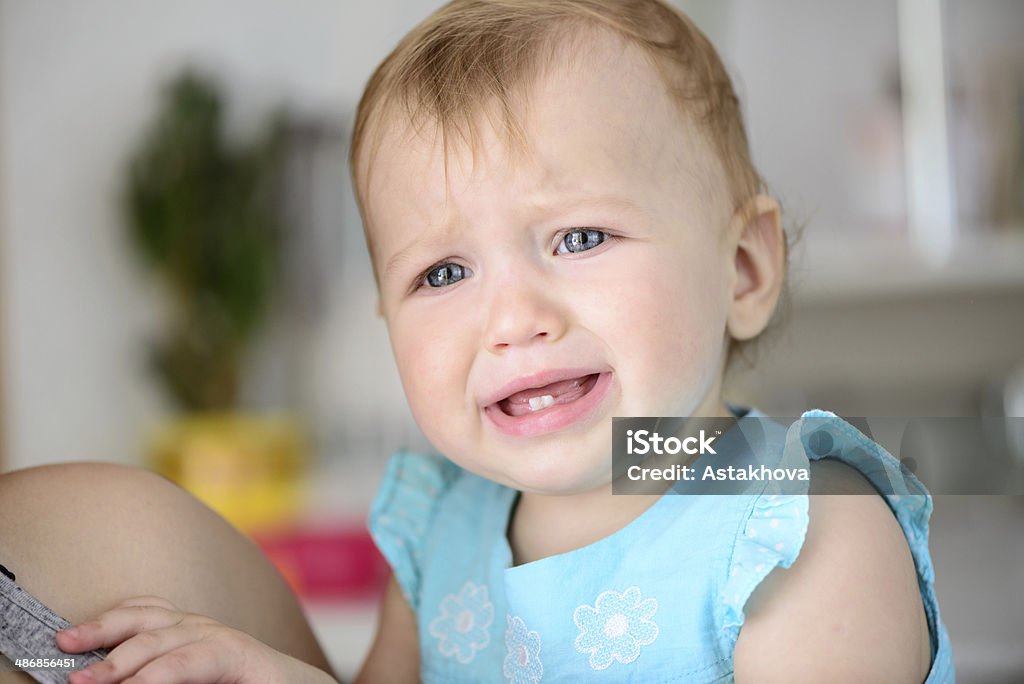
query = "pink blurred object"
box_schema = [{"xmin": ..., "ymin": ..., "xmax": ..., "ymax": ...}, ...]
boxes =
[{"xmin": 255, "ymin": 523, "xmax": 388, "ymax": 603}]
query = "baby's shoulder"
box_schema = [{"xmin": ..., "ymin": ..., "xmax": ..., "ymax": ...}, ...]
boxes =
[
  {"xmin": 732, "ymin": 458, "xmax": 932, "ymax": 682},
  {"xmin": 807, "ymin": 456, "xmax": 881, "ymax": 494}
]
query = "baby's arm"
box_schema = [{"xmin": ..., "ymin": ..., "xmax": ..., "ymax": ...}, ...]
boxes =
[
  {"xmin": 57, "ymin": 595, "xmax": 336, "ymax": 683},
  {"xmin": 355, "ymin": 575, "xmax": 419, "ymax": 683},
  {"xmin": 733, "ymin": 460, "xmax": 932, "ymax": 683}
]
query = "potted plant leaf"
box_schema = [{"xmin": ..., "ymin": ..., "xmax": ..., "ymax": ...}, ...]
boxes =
[{"xmin": 125, "ymin": 71, "xmax": 304, "ymax": 533}]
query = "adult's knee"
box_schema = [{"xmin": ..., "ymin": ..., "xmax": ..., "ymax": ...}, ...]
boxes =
[
  {"xmin": 0, "ymin": 462, "xmax": 228, "ymax": 618},
  {"xmin": 0, "ymin": 462, "xmax": 328, "ymax": 670}
]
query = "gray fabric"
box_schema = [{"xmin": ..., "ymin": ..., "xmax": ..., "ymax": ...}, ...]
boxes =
[{"xmin": 0, "ymin": 565, "xmax": 107, "ymax": 683}]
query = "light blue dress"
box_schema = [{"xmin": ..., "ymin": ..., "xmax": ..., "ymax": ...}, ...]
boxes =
[{"xmin": 369, "ymin": 409, "xmax": 955, "ymax": 682}]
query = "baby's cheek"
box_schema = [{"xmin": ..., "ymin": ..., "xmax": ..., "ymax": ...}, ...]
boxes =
[
  {"xmin": 393, "ymin": 334, "xmax": 475, "ymax": 449},
  {"xmin": 614, "ymin": 271, "xmax": 722, "ymax": 411},
  {"xmin": 392, "ymin": 337, "xmax": 441, "ymax": 414}
]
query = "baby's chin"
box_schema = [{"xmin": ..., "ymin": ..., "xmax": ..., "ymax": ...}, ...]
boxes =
[{"xmin": 451, "ymin": 445, "xmax": 616, "ymax": 497}]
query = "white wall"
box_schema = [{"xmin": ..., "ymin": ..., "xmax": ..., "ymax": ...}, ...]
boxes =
[
  {"xmin": 729, "ymin": 0, "xmax": 903, "ymax": 234},
  {"xmin": 0, "ymin": 0, "xmax": 443, "ymax": 470}
]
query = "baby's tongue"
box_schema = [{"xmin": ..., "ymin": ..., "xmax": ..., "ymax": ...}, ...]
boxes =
[{"xmin": 500, "ymin": 376, "xmax": 589, "ymax": 416}]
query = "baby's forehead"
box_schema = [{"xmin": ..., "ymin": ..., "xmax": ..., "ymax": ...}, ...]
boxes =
[
  {"xmin": 360, "ymin": 32, "xmax": 728, "ymax": 261},
  {"xmin": 367, "ymin": 47, "xmax": 714, "ymax": 200}
]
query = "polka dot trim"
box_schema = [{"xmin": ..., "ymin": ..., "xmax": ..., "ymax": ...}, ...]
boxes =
[{"xmin": 719, "ymin": 489, "xmax": 810, "ymax": 645}]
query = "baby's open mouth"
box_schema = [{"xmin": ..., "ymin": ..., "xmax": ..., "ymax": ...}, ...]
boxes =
[{"xmin": 496, "ymin": 374, "xmax": 600, "ymax": 416}]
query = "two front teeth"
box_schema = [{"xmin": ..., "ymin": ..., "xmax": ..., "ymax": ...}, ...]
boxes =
[{"xmin": 527, "ymin": 395, "xmax": 555, "ymax": 411}]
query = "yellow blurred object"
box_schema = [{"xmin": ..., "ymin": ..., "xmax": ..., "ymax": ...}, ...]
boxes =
[{"xmin": 147, "ymin": 413, "xmax": 307, "ymax": 534}]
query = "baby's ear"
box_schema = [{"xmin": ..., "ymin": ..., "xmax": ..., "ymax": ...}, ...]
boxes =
[{"xmin": 726, "ymin": 195, "xmax": 785, "ymax": 341}]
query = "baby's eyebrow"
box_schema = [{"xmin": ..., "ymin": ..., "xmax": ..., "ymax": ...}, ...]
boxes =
[
  {"xmin": 530, "ymin": 190, "xmax": 639, "ymax": 211},
  {"xmin": 383, "ymin": 229, "xmax": 458, "ymax": 281},
  {"xmin": 383, "ymin": 246, "xmax": 423, "ymax": 280}
]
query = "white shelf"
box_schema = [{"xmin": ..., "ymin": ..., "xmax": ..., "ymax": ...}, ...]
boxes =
[{"xmin": 790, "ymin": 229, "xmax": 1024, "ymax": 304}]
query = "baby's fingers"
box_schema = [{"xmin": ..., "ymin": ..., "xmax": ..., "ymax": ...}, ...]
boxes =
[
  {"xmin": 58, "ymin": 603, "xmax": 184, "ymax": 653},
  {"xmin": 122, "ymin": 636, "xmax": 250, "ymax": 684},
  {"xmin": 68, "ymin": 622, "xmax": 219, "ymax": 684}
]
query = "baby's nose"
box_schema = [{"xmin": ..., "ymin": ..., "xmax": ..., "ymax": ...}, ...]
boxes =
[{"xmin": 483, "ymin": 281, "xmax": 568, "ymax": 353}]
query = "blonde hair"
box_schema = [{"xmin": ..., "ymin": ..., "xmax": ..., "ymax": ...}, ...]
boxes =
[{"xmin": 351, "ymin": 0, "xmax": 765, "ymax": 226}]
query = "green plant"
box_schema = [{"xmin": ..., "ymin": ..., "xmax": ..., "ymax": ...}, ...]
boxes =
[{"xmin": 125, "ymin": 71, "xmax": 290, "ymax": 411}]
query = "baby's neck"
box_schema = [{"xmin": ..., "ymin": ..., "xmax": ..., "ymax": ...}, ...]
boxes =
[
  {"xmin": 507, "ymin": 484, "xmax": 663, "ymax": 566},
  {"xmin": 507, "ymin": 398, "xmax": 735, "ymax": 565}
]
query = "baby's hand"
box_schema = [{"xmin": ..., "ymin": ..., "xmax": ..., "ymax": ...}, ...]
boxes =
[{"xmin": 57, "ymin": 596, "xmax": 335, "ymax": 684}]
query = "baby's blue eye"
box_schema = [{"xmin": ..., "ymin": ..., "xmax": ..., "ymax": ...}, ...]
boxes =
[
  {"xmin": 424, "ymin": 262, "xmax": 470, "ymax": 288},
  {"xmin": 558, "ymin": 229, "xmax": 607, "ymax": 254}
]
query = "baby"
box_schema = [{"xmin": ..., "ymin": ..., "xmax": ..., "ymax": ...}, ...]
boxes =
[
  {"xmin": 0, "ymin": 1, "xmax": 953, "ymax": 682},
  {"xmin": 349, "ymin": 0, "xmax": 954, "ymax": 682},
  {"xmin": 350, "ymin": 1, "xmax": 950, "ymax": 684}
]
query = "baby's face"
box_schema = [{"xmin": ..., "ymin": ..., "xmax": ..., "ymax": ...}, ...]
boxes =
[{"xmin": 364, "ymin": 38, "xmax": 736, "ymax": 495}]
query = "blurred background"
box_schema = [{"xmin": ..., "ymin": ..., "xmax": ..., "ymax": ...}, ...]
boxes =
[{"xmin": 0, "ymin": 0, "xmax": 1021, "ymax": 680}]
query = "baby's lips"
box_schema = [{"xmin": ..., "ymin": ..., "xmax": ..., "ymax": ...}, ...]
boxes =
[
  {"xmin": 498, "ymin": 375, "xmax": 600, "ymax": 417},
  {"xmin": 480, "ymin": 367, "xmax": 608, "ymax": 408},
  {"xmin": 503, "ymin": 376, "xmax": 586, "ymax": 405},
  {"xmin": 482, "ymin": 371, "xmax": 615, "ymax": 438}
]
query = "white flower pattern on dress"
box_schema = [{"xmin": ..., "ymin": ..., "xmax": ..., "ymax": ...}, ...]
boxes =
[
  {"xmin": 428, "ymin": 582, "xmax": 494, "ymax": 664},
  {"xmin": 573, "ymin": 586, "xmax": 659, "ymax": 670},
  {"xmin": 503, "ymin": 615, "xmax": 543, "ymax": 683}
]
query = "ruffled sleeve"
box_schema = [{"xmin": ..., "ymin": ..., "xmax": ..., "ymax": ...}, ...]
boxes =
[
  {"xmin": 718, "ymin": 493, "xmax": 810, "ymax": 645},
  {"xmin": 796, "ymin": 410, "xmax": 953, "ymax": 680},
  {"xmin": 368, "ymin": 450, "xmax": 460, "ymax": 610},
  {"xmin": 797, "ymin": 410, "xmax": 933, "ymax": 560},
  {"xmin": 715, "ymin": 411, "xmax": 955, "ymax": 682},
  {"xmin": 718, "ymin": 418, "xmax": 813, "ymax": 648}
]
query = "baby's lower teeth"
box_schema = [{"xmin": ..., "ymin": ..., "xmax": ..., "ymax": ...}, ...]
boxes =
[{"xmin": 528, "ymin": 395, "xmax": 555, "ymax": 411}]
